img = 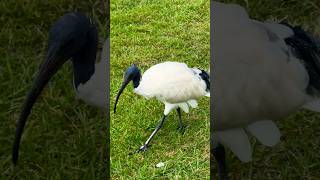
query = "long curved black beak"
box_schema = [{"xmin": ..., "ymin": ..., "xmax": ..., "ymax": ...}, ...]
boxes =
[
  {"xmin": 12, "ymin": 47, "xmax": 69, "ymax": 165},
  {"xmin": 114, "ymin": 65, "xmax": 141, "ymax": 114},
  {"xmin": 113, "ymin": 76, "xmax": 131, "ymax": 113},
  {"xmin": 12, "ymin": 12, "xmax": 97, "ymax": 165}
]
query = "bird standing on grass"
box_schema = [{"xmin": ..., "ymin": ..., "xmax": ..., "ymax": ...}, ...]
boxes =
[
  {"xmin": 114, "ymin": 61, "xmax": 210, "ymax": 152},
  {"xmin": 13, "ymin": 12, "xmax": 108, "ymax": 164},
  {"xmin": 212, "ymin": 1, "xmax": 320, "ymax": 179}
]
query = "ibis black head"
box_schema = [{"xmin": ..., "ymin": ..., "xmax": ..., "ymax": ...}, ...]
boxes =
[
  {"xmin": 114, "ymin": 65, "xmax": 141, "ymax": 113},
  {"xmin": 12, "ymin": 12, "xmax": 98, "ymax": 165}
]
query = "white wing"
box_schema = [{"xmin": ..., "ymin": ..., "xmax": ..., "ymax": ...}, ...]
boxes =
[
  {"xmin": 303, "ymin": 99, "xmax": 320, "ymax": 112},
  {"xmin": 214, "ymin": 128, "xmax": 252, "ymax": 162},
  {"xmin": 213, "ymin": 2, "xmax": 311, "ymax": 162},
  {"xmin": 213, "ymin": 2, "xmax": 309, "ymax": 130},
  {"xmin": 246, "ymin": 120, "xmax": 281, "ymax": 147},
  {"xmin": 135, "ymin": 61, "xmax": 207, "ymax": 103},
  {"xmin": 214, "ymin": 120, "xmax": 281, "ymax": 162}
]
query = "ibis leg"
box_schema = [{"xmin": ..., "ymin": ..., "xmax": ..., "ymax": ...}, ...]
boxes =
[
  {"xmin": 176, "ymin": 107, "xmax": 184, "ymax": 130},
  {"xmin": 213, "ymin": 143, "xmax": 227, "ymax": 180},
  {"xmin": 137, "ymin": 115, "xmax": 167, "ymax": 152}
]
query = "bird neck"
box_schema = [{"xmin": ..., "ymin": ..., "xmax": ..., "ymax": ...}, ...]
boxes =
[
  {"xmin": 72, "ymin": 59, "xmax": 95, "ymax": 88},
  {"xmin": 72, "ymin": 26, "xmax": 98, "ymax": 89},
  {"xmin": 124, "ymin": 64, "xmax": 141, "ymax": 88},
  {"xmin": 132, "ymin": 76, "xmax": 140, "ymax": 88}
]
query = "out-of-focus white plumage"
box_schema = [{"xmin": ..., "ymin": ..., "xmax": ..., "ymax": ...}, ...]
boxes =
[
  {"xmin": 213, "ymin": 2, "xmax": 318, "ymax": 162},
  {"xmin": 303, "ymin": 99, "xmax": 320, "ymax": 112},
  {"xmin": 134, "ymin": 61, "xmax": 209, "ymax": 115}
]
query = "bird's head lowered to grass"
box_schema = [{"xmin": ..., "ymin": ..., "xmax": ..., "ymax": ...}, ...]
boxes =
[
  {"xmin": 114, "ymin": 61, "xmax": 210, "ymax": 153},
  {"xmin": 114, "ymin": 65, "xmax": 141, "ymax": 113},
  {"xmin": 13, "ymin": 12, "xmax": 99, "ymax": 165}
]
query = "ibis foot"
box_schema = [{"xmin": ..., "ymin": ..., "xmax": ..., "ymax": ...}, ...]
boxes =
[
  {"xmin": 137, "ymin": 144, "xmax": 148, "ymax": 153},
  {"xmin": 177, "ymin": 124, "xmax": 186, "ymax": 133},
  {"xmin": 137, "ymin": 115, "xmax": 167, "ymax": 153}
]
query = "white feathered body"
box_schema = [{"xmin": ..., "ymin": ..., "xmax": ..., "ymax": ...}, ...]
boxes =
[
  {"xmin": 213, "ymin": 2, "xmax": 316, "ymax": 162},
  {"xmin": 134, "ymin": 61, "xmax": 209, "ymax": 115}
]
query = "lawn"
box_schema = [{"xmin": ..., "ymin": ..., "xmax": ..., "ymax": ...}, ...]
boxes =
[
  {"xmin": 110, "ymin": 0, "xmax": 210, "ymax": 179},
  {"xmin": 214, "ymin": 0, "xmax": 320, "ymax": 179},
  {"xmin": 0, "ymin": 1, "xmax": 107, "ymax": 179}
]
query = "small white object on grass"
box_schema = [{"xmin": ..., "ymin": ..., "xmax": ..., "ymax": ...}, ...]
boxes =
[{"xmin": 156, "ymin": 162, "xmax": 165, "ymax": 168}]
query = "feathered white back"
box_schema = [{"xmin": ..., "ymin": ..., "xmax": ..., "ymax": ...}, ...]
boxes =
[
  {"xmin": 135, "ymin": 62, "xmax": 208, "ymax": 103},
  {"xmin": 213, "ymin": 2, "xmax": 316, "ymax": 161},
  {"xmin": 135, "ymin": 61, "xmax": 209, "ymax": 115}
]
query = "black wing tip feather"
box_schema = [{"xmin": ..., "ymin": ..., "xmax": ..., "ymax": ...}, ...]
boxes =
[
  {"xmin": 199, "ymin": 69, "xmax": 210, "ymax": 91},
  {"xmin": 284, "ymin": 24, "xmax": 320, "ymax": 93},
  {"xmin": 281, "ymin": 22, "xmax": 318, "ymax": 47}
]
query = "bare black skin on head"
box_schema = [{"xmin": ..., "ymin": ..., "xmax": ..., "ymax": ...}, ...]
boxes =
[
  {"xmin": 12, "ymin": 12, "xmax": 98, "ymax": 164},
  {"xmin": 114, "ymin": 65, "xmax": 141, "ymax": 113}
]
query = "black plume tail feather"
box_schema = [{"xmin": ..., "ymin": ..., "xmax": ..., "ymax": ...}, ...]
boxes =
[{"xmin": 284, "ymin": 25, "xmax": 320, "ymax": 93}]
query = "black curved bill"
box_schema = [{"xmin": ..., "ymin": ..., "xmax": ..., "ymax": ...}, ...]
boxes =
[
  {"xmin": 12, "ymin": 48, "xmax": 69, "ymax": 165},
  {"xmin": 113, "ymin": 76, "xmax": 131, "ymax": 113},
  {"xmin": 12, "ymin": 12, "xmax": 96, "ymax": 165}
]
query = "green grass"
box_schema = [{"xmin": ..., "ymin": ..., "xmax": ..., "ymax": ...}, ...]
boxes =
[
  {"xmin": 0, "ymin": 1, "xmax": 107, "ymax": 179},
  {"xmin": 110, "ymin": 0, "xmax": 210, "ymax": 179},
  {"xmin": 215, "ymin": 0, "xmax": 320, "ymax": 179}
]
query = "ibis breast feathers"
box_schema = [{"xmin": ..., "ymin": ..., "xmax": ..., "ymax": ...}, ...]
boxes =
[{"xmin": 134, "ymin": 62, "xmax": 208, "ymax": 103}]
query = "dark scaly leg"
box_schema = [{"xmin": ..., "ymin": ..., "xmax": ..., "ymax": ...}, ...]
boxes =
[
  {"xmin": 177, "ymin": 107, "xmax": 184, "ymax": 131},
  {"xmin": 137, "ymin": 115, "xmax": 167, "ymax": 152},
  {"xmin": 213, "ymin": 143, "xmax": 227, "ymax": 180}
]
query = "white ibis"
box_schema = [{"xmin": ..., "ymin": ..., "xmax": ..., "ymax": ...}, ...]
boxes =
[
  {"xmin": 114, "ymin": 61, "xmax": 210, "ymax": 152},
  {"xmin": 212, "ymin": 1, "xmax": 320, "ymax": 179},
  {"xmin": 12, "ymin": 12, "xmax": 108, "ymax": 164}
]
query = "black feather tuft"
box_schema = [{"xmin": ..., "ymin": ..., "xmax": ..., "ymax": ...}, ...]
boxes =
[
  {"xmin": 199, "ymin": 70, "xmax": 210, "ymax": 91},
  {"xmin": 284, "ymin": 25, "xmax": 320, "ymax": 94}
]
